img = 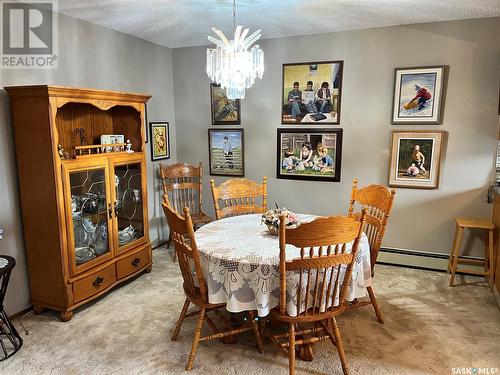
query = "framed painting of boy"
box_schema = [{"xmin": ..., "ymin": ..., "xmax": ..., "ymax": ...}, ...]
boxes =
[
  {"xmin": 208, "ymin": 129, "xmax": 244, "ymax": 176},
  {"xmin": 389, "ymin": 131, "xmax": 446, "ymax": 189}
]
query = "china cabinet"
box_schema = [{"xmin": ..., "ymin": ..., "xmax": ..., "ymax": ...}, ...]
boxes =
[{"xmin": 5, "ymin": 85, "xmax": 152, "ymax": 321}]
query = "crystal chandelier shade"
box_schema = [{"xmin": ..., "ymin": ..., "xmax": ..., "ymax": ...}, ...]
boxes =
[{"xmin": 206, "ymin": 18, "xmax": 264, "ymax": 99}]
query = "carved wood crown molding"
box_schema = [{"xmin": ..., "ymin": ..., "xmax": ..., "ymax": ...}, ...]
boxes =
[
  {"xmin": 4, "ymin": 85, "xmax": 151, "ymax": 104},
  {"xmin": 94, "ymin": 100, "xmax": 115, "ymax": 110}
]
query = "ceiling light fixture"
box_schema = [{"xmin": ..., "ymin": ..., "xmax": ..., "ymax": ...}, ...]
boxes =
[{"xmin": 206, "ymin": 0, "xmax": 264, "ymax": 100}]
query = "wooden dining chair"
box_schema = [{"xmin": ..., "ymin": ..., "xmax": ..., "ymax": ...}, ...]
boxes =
[
  {"xmin": 160, "ymin": 162, "xmax": 212, "ymax": 254},
  {"xmin": 266, "ymin": 211, "xmax": 367, "ymax": 375},
  {"xmin": 162, "ymin": 202, "xmax": 263, "ymax": 371},
  {"xmin": 346, "ymin": 179, "xmax": 396, "ymax": 324},
  {"xmin": 209, "ymin": 177, "xmax": 267, "ymax": 220}
]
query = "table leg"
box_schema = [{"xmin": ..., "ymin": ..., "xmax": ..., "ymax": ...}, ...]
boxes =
[
  {"xmin": 296, "ymin": 323, "xmax": 314, "ymax": 362},
  {"xmin": 297, "ymin": 343, "xmax": 314, "ymax": 361}
]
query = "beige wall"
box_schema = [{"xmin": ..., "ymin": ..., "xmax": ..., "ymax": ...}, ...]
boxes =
[
  {"xmin": 0, "ymin": 13, "xmax": 175, "ymax": 315},
  {"xmin": 173, "ymin": 18, "xmax": 500, "ymax": 256}
]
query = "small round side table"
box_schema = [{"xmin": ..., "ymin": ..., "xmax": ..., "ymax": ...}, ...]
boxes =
[{"xmin": 0, "ymin": 255, "xmax": 23, "ymax": 360}]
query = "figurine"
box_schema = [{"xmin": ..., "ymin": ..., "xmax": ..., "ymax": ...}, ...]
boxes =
[
  {"xmin": 125, "ymin": 139, "xmax": 134, "ymax": 153},
  {"xmin": 74, "ymin": 128, "xmax": 88, "ymax": 146},
  {"xmin": 112, "ymin": 139, "xmax": 120, "ymax": 152},
  {"xmin": 58, "ymin": 144, "xmax": 69, "ymax": 159}
]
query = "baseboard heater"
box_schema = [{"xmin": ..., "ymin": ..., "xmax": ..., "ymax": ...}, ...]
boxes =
[{"xmin": 377, "ymin": 247, "xmax": 484, "ymax": 273}]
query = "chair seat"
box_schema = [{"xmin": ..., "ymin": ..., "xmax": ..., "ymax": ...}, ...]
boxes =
[
  {"xmin": 269, "ymin": 305, "xmax": 343, "ymax": 323},
  {"xmin": 454, "ymin": 217, "xmax": 494, "ymax": 230},
  {"xmin": 191, "ymin": 213, "xmax": 213, "ymax": 225}
]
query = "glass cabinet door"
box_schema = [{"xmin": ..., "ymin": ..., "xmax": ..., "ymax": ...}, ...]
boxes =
[
  {"xmin": 113, "ymin": 161, "xmax": 146, "ymax": 252},
  {"xmin": 64, "ymin": 164, "xmax": 113, "ymax": 273}
]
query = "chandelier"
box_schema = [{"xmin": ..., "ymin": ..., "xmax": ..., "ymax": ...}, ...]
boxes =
[{"xmin": 206, "ymin": 0, "xmax": 264, "ymax": 99}]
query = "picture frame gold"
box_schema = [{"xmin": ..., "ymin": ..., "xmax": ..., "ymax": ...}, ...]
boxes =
[{"xmin": 389, "ymin": 130, "xmax": 446, "ymax": 189}]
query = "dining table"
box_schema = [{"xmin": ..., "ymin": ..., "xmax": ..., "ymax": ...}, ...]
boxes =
[{"xmin": 195, "ymin": 213, "xmax": 373, "ymax": 318}]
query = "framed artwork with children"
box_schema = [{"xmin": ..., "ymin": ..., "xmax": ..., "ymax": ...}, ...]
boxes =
[
  {"xmin": 389, "ymin": 131, "xmax": 446, "ymax": 189},
  {"xmin": 208, "ymin": 129, "xmax": 244, "ymax": 176},
  {"xmin": 277, "ymin": 128, "xmax": 342, "ymax": 182},
  {"xmin": 281, "ymin": 61, "xmax": 343, "ymax": 125},
  {"xmin": 391, "ymin": 66, "xmax": 447, "ymax": 124}
]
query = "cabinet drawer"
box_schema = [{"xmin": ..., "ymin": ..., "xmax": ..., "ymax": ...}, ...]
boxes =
[
  {"xmin": 73, "ymin": 264, "xmax": 116, "ymax": 303},
  {"xmin": 116, "ymin": 247, "xmax": 150, "ymax": 279}
]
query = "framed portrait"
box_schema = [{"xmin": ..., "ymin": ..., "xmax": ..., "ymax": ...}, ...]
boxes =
[
  {"xmin": 208, "ymin": 129, "xmax": 244, "ymax": 176},
  {"xmin": 281, "ymin": 61, "xmax": 343, "ymax": 125},
  {"xmin": 389, "ymin": 131, "xmax": 446, "ymax": 189},
  {"xmin": 391, "ymin": 65, "xmax": 447, "ymax": 124},
  {"xmin": 277, "ymin": 128, "xmax": 342, "ymax": 182},
  {"xmin": 149, "ymin": 122, "xmax": 170, "ymax": 161},
  {"xmin": 210, "ymin": 83, "xmax": 241, "ymax": 125}
]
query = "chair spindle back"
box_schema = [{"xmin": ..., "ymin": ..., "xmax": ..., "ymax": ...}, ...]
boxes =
[
  {"xmin": 278, "ymin": 211, "xmax": 367, "ymax": 317},
  {"xmin": 348, "ymin": 179, "xmax": 396, "ymax": 274},
  {"xmin": 160, "ymin": 162, "xmax": 204, "ymax": 215},
  {"xmin": 162, "ymin": 203, "xmax": 208, "ymax": 303},
  {"xmin": 210, "ymin": 177, "xmax": 267, "ymax": 220}
]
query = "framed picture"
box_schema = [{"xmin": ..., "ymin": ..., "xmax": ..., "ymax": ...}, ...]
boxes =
[
  {"xmin": 389, "ymin": 131, "xmax": 446, "ymax": 189},
  {"xmin": 208, "ymin": 129, "xmax": 244, "ymax": 176},
  {"xmin": 149, "ymin": 122, "xmax": 170, "ymax": 161},
  {"xmin": 391, "ymin": 65, "xmax": 447, "ymax": 124},
  {"xmin": 281, "ymin": 61, "xmax": 343, "ymax": 125},
  {"xmin": 210, "ymin": 83, "xmax": 241, "ymax": 125},
  {"xmin": 277, "ymin": 128, "xmax": 342, "ymax": 182}
]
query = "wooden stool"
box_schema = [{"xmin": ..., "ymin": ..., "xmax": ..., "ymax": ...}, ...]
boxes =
[{"xmin": 448, "ymin": 218, "xmax": 495, "ymax": 292}]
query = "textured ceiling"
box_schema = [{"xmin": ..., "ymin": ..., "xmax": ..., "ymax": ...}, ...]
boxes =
[{"xmin": 57, "ymin": 0, "xmax": 500, "ymax": 48}]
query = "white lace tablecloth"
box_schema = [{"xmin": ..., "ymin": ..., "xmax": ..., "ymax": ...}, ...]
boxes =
[{"xmin": 195, "ymin": 214, "xmax": 372, "ymax": 317}]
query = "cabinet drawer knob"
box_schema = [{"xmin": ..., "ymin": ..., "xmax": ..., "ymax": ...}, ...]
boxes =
[
  {"xmin": 92, "ymin": 276, "xmax": 104, "ymax": 287},
  {"xmin": 131, "ymin": 257, "xmax": 141, "ymax": 267}
]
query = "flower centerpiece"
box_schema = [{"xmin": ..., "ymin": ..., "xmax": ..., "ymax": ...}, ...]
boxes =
[{"xmin": 261, "ymin": 203, "xmax": 300, "ymax": 236}]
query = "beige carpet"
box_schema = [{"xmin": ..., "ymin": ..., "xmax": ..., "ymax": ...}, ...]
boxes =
[{"xmin": 3, "ymin": 247, "xmax": 499, "ymax": 374}]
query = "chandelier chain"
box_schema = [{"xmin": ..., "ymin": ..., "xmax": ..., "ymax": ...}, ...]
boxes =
[{"xmin": 233, "ymin": 0, "xmax": 236, "ymax": 31}]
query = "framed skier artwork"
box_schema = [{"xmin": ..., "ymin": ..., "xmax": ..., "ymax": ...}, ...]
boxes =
[{"xmin": 391, "ymin": 66, "xmax": 447, "ymax": 125}]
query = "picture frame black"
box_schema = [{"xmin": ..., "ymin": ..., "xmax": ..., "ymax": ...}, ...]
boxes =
[
  {"xmin": 210, "ymin": 83, "xmax": 241, "ymax": 125},
  {"xmin": 208, "ymin": 128, "xmax": 245, "ymax": 177},
  {"xmin": 276, "ymin": 128, "xmax": 343, "ymax": 182},
  {"xmin": 149, "ymin": 122, "xmax": 170, "ymax": 161},
  {"xmin": 281, "ymin": 60, "xmax": 344, "ymax": 125}
]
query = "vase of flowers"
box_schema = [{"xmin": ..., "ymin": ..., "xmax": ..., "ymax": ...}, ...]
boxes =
[{"xmin": 261, "ymin": 203, "xmax": 300, "ymax": 236}]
